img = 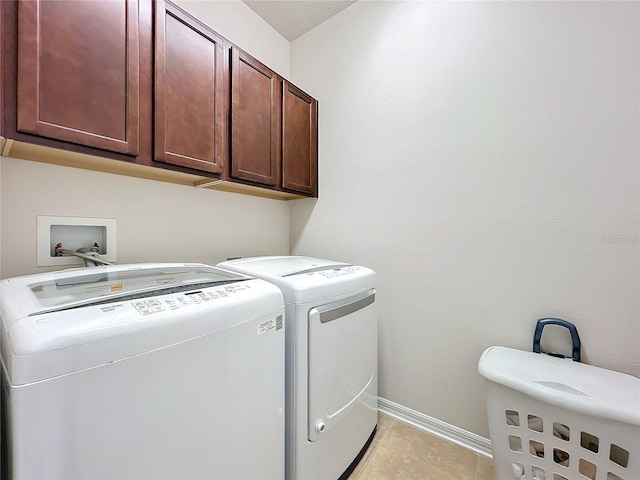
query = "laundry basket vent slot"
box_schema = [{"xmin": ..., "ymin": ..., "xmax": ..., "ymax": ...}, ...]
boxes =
[
  {"xmin": 532, "ymin": 466, "xmax": 545, "ymax": 479},
  {"xmin": 553, "ymin": 448, "xmax": 570, "ymax": 466},
  {"xmin": 580, "ymin": 431, "xmax": 599, "ymax": 453},
  {"xmin": 506, "ymin": 409, "xmax": 520, "ymax": 426},
  {"xmin": 508, "ymin": 435, "xmax": 522, "ymax": 452},
  {"xmin": 553, "ymin": 422, "xmax": 570, "ymax": 441},
  {"xmin": 530, "ymin": 440, "xmax": 545, "ymax": 458},
  {"xmin": 528, "ymin": 414, "xmax": 544, "ymax": 432},
  {"xmin": 610, "ymin": 444, "xmax": 629, "ymax": 468},
  {"xmin": 511, "ymin": 462, "xmax": 524, "ymax": 479},
  {"xmin": 579, "ymin": 458, "xmax": 597, "ymax": 480}
]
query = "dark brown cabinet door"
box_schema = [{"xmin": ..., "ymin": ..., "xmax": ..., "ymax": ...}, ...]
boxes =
[
  {"xmin": 0, "ymin": 1, "xmax": 4, "ymax": 140},
  {"xmin": 282, "ymin": 81, "xmax": 318, "ymax": 196},
  {"xmin": 16, "ymin": 0, "xmax": 139, "ymax": 155},
  {"xmin": 230, "ymin": 47, "xmax": 280, "ymax": 186},
  {"xmin": 154, "ymin": 1, "xmax": 225, "ymax": 174}
]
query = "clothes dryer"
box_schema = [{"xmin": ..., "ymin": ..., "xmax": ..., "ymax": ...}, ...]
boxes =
[
  {"xmin": 0, "ymin": 263, "xmax": 285, "ymax": 480},
  {"xmin": 217, "ymin": 256, "xmax": 377, "ymax": 480}
]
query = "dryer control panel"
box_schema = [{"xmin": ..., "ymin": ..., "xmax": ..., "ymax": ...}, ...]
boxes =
[{"xmin": 312, "ymin": 266, "xmax": 361, "ymax": 280}]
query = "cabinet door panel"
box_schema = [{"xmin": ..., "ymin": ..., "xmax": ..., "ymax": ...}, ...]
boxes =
[
  {"xmin": 231, "ymin": 47, "xmax": 280, "ymax": 186},
  {"xmin": 282, "ymin": 81, "xmax": 318, "ymax": 196},
  {"xmin": 154, "ymin": 1, "xmax": 225, "ymax": 173},
  {"xmin": 17, "ymin": 0, "xmax": 139, "ymax": 155}
]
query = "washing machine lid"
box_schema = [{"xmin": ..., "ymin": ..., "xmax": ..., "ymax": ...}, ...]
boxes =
[
  {"xmin": 0, "ymin": 263, "xmax": 285, "ymax": 385},
  {"xmin": 1, "ymin": 263, "xmax": 250, "ymax": 321},
  {"xmin": 217, "ymin": 256, "xmax": 375, "ymax": 304}
]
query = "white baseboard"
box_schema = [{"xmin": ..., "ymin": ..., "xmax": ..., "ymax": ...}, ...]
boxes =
[{"xmin": 377, "ymin": 397, "xmax": 493, "ymax": 459}]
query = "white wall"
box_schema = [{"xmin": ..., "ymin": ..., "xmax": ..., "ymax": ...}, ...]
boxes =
[
  {"xmin": 0, "ymin": 0, "xmax": 291, "ymax": 279},
  {"xmin": 174, "ymin": 0, "xmax": 290, "ymax": 77},
  {"xmin": 290, "ymin": 1, "xmax": 640, "ymax": 437},
  {"xmin": 1, "ymin": 158, "xmax": 289, "ymax": 278}
]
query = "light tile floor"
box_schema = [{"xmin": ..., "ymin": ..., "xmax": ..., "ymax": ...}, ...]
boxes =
[{"xmin": 348, "ymin": 412, "xmax": 495, "ymax": 480}]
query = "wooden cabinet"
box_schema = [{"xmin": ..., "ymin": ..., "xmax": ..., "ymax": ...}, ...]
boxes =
[
  {"xmin": 0, "ymin": 2, "xmax": 3, "ymax": 141},
  {"xmin": 230, "ymin": 47, "xmax": 280, "ymax": 186},
  {"xmin": 282, "ymin": 80, "xmax": 318, "ymax": 197},
  {"xmin": 230, "ymin": 48, "xmax": 318, "ymax": 197},
  {"xmin": 154, "ymin": 0, "xmax": 226, "ymax": 174},
  {"xmin": 1, "ymin": 0, "xmax": 317, "ymax": 198},
  {"xmin": 16, "ymin": 0, "xmax": 140, "ymax": 155}
]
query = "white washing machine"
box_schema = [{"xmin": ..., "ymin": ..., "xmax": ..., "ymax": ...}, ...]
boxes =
[
  {"xmin": 0, "ymin": 263, "xmax": 285, "ymax": 480},
  {"xmin": 217, "ymin": 256, "xmax": 377, "ymax": 480}
]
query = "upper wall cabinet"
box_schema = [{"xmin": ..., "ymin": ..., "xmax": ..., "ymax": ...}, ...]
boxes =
[
  {"xmin": 1, "ymin": 0, "xmax": 317, "ymax": 198},
  {"xmin": 282, "ymin": 80, "xmax": 318, "ymax": 197},
  {"xmin": 230, "ymin": 47, "xmax": 281, "ymax": 187},
  {"xmin": 154, "ymin": 0, "xmax": 226, "ymax": 174},
  {"xmin": 16, "ymin": 0, "xmax": 140, "ymax": 155},
  {"xmin": 230, "ymin": 48, "xmax": 318, "ymax": 197}
]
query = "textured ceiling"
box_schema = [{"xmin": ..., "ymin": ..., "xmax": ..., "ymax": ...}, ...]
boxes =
[{"xmin": 242, "ymin": 0, "xmax": 357, "ymax": 41}]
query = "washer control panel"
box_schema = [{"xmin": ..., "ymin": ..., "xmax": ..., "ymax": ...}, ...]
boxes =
[
  {"xmin": 131, "ymin": 284, "xmax": 251, "ymax": 316},
  {"xmin": 132, "ymin": 299, "xmax": 165, "ymax": 316}
]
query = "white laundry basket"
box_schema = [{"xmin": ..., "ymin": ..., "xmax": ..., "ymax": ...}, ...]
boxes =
[{"xmin": 478, "ymin": 346, "xmax": 640, "ymax": 480}]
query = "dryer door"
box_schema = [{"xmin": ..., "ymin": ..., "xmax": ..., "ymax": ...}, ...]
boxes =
[{"xmin": 307, "ymin": 289, "xmax": 376, "ymax": 441}]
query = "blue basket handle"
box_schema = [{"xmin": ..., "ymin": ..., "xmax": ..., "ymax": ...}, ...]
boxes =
[{"xmin": 533, "ymin": 318, "xmax": 581, "ymax": 362}]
